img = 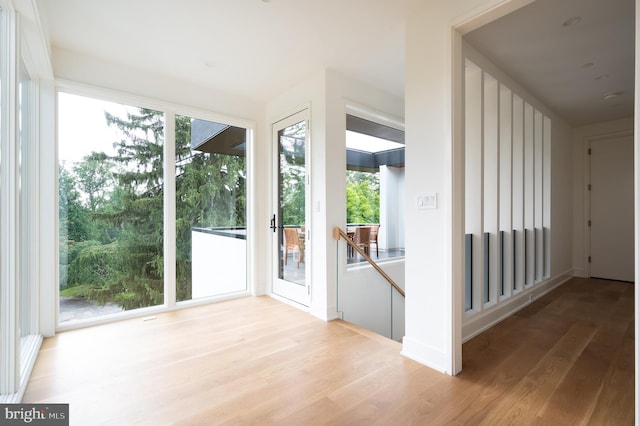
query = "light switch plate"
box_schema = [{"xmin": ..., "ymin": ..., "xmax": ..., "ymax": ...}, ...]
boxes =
[{"xmin": 417, "ymin": 192, "xmax": 437, "ymax": 209}]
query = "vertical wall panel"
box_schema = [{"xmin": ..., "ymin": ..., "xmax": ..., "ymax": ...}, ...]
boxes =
[
  {"xmin": 534, "ymin": 110, "xmax": 544, "ymax": 282},
  {"xmin": 511, "ymin": 95, "xmax": 524, "ymax": 292},
  {"xmin": 483, "ymin": 73, "xmax": 498, "ymax": 305},
  {"xmin": 465, "ymin": 234, "xmax": 472, "ymax": 311},
  {"xmin": 543, "ymin": 116, "xmax": 551, "ymax": 278},
  {"xmin": 523, "ymin": 103, "xmax": 535, "ymax": 287},
  {"xmin": 484, "ymin": 232, "xmax": 490, "ymax": 303},
  {"xmin": 463, "ymin": 53, "xmax": 552, "ymax": 321},
  {"xmin": 464, "ymin": 59, "xmax": 483, "ymax": 312},
  {"xmin": 499, "ymin": 84, "xmax": 512, "ymax": 297}
]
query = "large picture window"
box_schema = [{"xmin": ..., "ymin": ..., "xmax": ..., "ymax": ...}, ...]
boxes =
[
  {"xmin": 58, "ymin": 93, "xmax": 165, "ymax": 322},
  {"xmin": 57, "ymin": 91, "xmax": 251, "ymax": 325}
]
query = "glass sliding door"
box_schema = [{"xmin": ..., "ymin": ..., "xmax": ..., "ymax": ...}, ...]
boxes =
[
  {"xmin": 272, "ymin": 111, "xmax": 310, "ymax": 306},
  {"xmin": 175, "ymin": 115, "xmax": 247, "ymax": 302},
  {"xmin": 58, "ymin": 93, "xmax": 164, "ymax": 323}
]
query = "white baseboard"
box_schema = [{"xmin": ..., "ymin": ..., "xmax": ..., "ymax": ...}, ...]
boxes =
[
  {"xmin": 268, "ymin": 293, "xmax": 310, "ymax": 313},
  {"xmin": 401, "ymin": 336, "xmax": 450, "ymax": 375},
  {"xmin": 573, "ymin": 268, "xmax": 588, "ymax": 278},
  {"xmin": 0, "ymin": 334, "xmax": 43, "ymax": 403},
  {"xmin": 462, "ymin": 271, "xmax": 573, "ymax": 342}
]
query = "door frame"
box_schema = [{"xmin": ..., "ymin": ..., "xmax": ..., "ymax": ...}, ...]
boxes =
[{"xmin": 270, "ymin": 108, "xmax": 311, "ymax": 307}]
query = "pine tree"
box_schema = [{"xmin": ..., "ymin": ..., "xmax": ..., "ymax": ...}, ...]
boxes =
[
  {"xmin": 60, "ymin": 107, "xmax": 247, "ymax": 310},
  {"xmin": 101, "ymin": 108, "xmax": 165, "ymax": 309}
]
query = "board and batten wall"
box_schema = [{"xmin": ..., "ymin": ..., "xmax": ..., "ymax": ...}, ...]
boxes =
[{"xmin": 461, "ymin": 41, "xmax": 573, "ymax": 341}]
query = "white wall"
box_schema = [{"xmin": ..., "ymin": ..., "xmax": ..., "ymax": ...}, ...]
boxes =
[
  {"xmin": 51, "ymin": 48, "xmax": 263, "ymax": 121},
  {"xmin": 338, "ymin": 258, "xmax": 405, "ymax": 340},
  {"xmin": 550, "ymin": 119, "xmax": 573, "ymax": 278},
  {"xmin": 404, "ymin": 0, "xmax": 574, "ymax": 375},
  {"xmin": 266, "ymin": 69, "xmax": 403, "ymax": 321},
  {"xmin": 265, "ymin": 71, "xmax": 328, "ymax": 318},
  {"xmin": 191, "ymin": 231, "xmax": 247, "ymax": 298},
  {"xmin": 405, "ymin": 1, "xmax": 460, "ymax": 374},
  {"xmin": 571, "ymin": 117, "xmax": 634, "ymax": 277}
]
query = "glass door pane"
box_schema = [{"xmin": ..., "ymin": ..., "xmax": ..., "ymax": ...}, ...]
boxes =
[
  {"xmin": 272, "ymin": 112, "xmax": 309, "ymax": 306},
  {"xmin": 175, "ymin": 115, "xmax": 247, "ymax": 302}
]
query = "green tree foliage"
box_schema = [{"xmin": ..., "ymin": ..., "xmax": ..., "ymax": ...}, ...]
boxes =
[
  {"xmin": 99, "ymin": 108, "xmax": 166, "ymax": 308},
  {"xmin": 59, "ymin": 108, "xmax": 165, "ymax": 309},
  {"xmin": 59, "ymin": 164, "xmax": 91, "ymax": 288},
  {"xmin": 174, "ymin": 115, "xmax": 246, "ymax": 301},
  {"xmin": 59, "ymin": 164, "xmax": 91, "ymax": 244},
  {"xmin": 72, "ymin": 152, "xmax": 114, "ymax": 212},
  {"xmin": 279, "ymin": 122, "xmax": 306, "ymax": 226},
  {"xmin": 346, "ymin": 170, "xmax": 380, "ymax": 224},
  {"xmin": 59, "ymin": 107, "xmax": 247, "ymax": 309}
]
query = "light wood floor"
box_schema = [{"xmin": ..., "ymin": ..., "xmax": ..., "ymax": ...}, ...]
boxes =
[{"xmin": 23, "ymin": 277, "xmax": 634, "ymax": 425}]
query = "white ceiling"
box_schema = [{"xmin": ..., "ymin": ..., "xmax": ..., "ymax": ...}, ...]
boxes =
[
  {"xmin": 35, "ymin": 0, "xmax": 422, "ymax": 103},
  {"xmin": 36, "ymin": 0, "xmax": 634, "ymax": 126},
  {"xmin": 465, "ymin": 0, "xmax": 635, "ymax": 126}
]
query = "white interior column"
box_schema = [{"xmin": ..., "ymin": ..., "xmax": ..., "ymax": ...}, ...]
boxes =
[{"xmin": 379, "ymin": 164, "xmax": 404, "ymax": 250}]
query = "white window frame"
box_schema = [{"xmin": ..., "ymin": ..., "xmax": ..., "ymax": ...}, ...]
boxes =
[
  {"xmin": 0, "ymin": 1, "xmax": 46, "ymax": 402},
  {"xmin": 54, "ymin": 81, "xmax": 256, "ymax": 331}
]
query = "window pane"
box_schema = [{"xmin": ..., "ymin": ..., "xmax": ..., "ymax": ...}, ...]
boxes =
[
  {"xmin": 346, "ymin": 116, "xmax": 405, "ymax": 263},
  {"xmin": 175, "ymin": 115, "xmax": 247, "ymax": 302},
  {"xmin": 58, "ymin": 93, "xmax": 164, "ymax": 323}
]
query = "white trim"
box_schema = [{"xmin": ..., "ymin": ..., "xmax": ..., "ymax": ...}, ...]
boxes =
[
  {"xmin": 268, "ymin": 293, "xmax": 310, "ymax": 313},
  {"xmin": 462, "ymin": 271, "xmax": 572, "ymax": 342},
  {"xmin": 164, "ymin": 110, "xmax": 177, "ymax": 309},
  {"xmin": 271, "ymin": 108, "xmax": 312, "ymax": 307},
  {"xmin": 58, "ymin": 291, "xmax": 252, "ymax": 332},
  {"xmin": 39, "ymin": 79, "xmax": 56, "ymax": 337},
  {"xmin": 20, "ymin": 71, "xmax": 40, "ymax": 341},
  {"xmin": 13, "ymin": 0, "xmax": 53, "ymax": 79},
  {"xmin": 0, "ymin": 4, "xmax": 45, "ymax": 399},
  {"xmin": 446, "ymin": 24, "xmax": 466, "ymax": 375},
  {"xmin": 245, "ymin": 125, "xmax": 256, "ymax": 297},
  {"xmin": 0, "ymin": 336, "xmax": 41, "ymax": 404},
  {"xmin": 0, "ymin": 5, "xmax": 20, "ymax": 396},
  {"xmin": 401, "ymin": 336, "xmax": 449, "ymax": 375},
  {"xmin": 345, "ymin": 101, "xmax": 405, "ymax": 132},
  {"xmin": 454, "ymin": 0, "xmax": 536, "ymax": 35}
]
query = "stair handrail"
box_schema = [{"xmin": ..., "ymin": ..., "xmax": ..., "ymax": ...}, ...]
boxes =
[{"xmin": 333, "ymin": 227, "xmax": 405, "ymax": 298}]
